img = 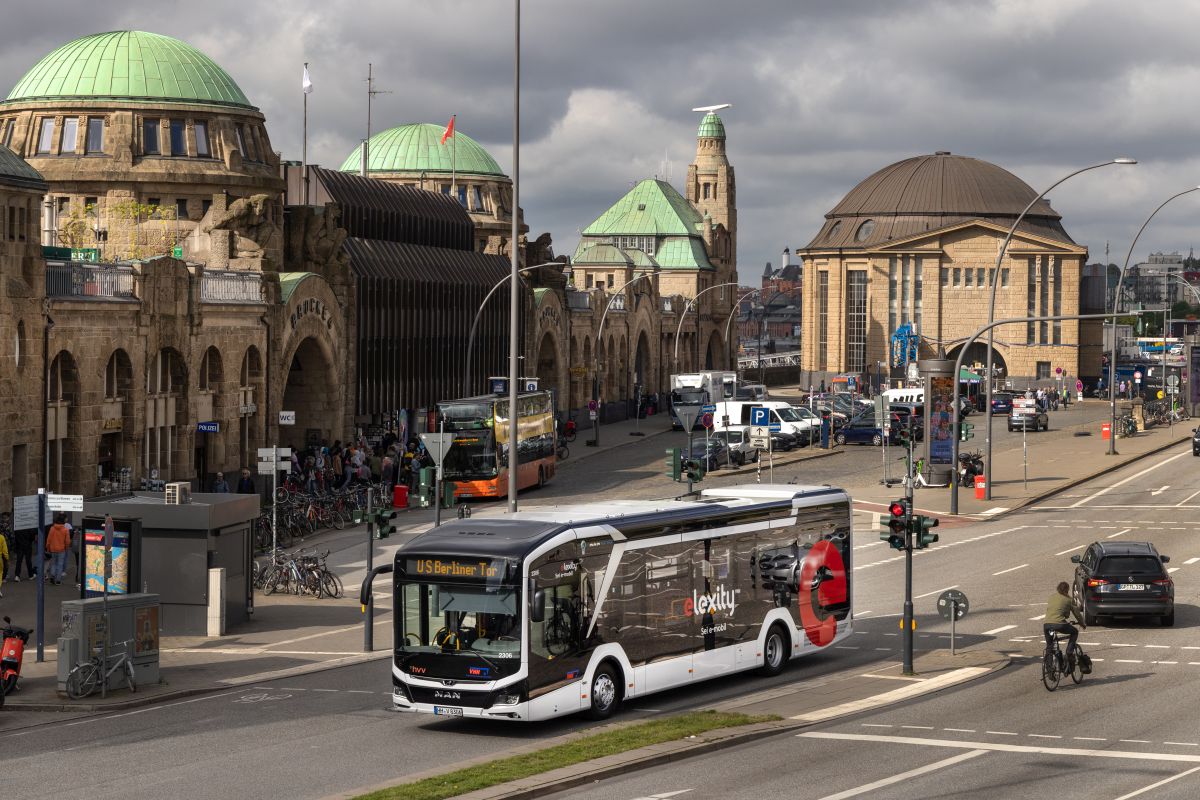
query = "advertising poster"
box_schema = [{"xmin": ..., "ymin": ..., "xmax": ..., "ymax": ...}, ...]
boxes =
[
  {"xmin": 84, "ymin": 523, "xmax": 130, "ymax": 597},
  {"xmin": 929, "ymin": 376, "xmax": 954, "ymax": 464},
  {"xmin": 134, "ymin": 606, "xmax": 160, "ymax": 655}
]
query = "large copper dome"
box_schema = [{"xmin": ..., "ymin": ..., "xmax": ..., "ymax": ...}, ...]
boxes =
[{"xmin": 806, "ymin": 152, "xmax": 1074, "ymax": 249}]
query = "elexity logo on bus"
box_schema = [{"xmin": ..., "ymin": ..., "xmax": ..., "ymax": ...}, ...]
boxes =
[{"xmin": 684, "ymin": 585, "xmax": 737, "ymax": 618}]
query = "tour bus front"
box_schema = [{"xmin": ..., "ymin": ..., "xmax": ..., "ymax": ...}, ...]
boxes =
[{"xmin": 391, "ymin": 554, "xmax": 532, "ymax": 720}]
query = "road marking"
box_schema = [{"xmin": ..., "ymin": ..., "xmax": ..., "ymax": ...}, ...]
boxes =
[
  {"xmin": 1185, "ymin": 558, "xmax": 1200, "ymax": 565},
  {"xmin": 812, "ymin": 749, "xmax": 988, "ymax": 800},
  {"xmin": 861, "ymin": 723, "xmax": 893, "ymax": 728},
  {"xmin": 798, "ymin": 731, "xmax": 1200, "ymax": 763},
  {"xmin": 1115, "ymin": 659, "xmax": 1144, "ymax": 663},
  {"xmin": 1151, "ymin": 485, "xmax": 1171, "ymax": 496},
  {"xmin": 1029, "ymin": 734, "xmax": 1062, "ymax": 739},
  {"xmin": 1068, "ymin": 450, "xmax": 1191, "ymax": 508},
  {"xmin": 944, "ymin": 728, "xmax": 976, "ymax": 733},
  {"xmin": 983, "ymin": 625, "xmax": 1017, "ymax": 635},
  {"xmin": 1164, "ymin": 742, "xmax": 1200, "ymax": 747},
  {"xmin": 1178, "ymin": 490, "xmax": 1200, "ymax": 507},
  {"xmin": 914, "ymin": 584, "xmax": 959, "ymax": 599},
  {"xmin": 790, "ymin": 667, "xmax": 990, "ymax": 722},
  {"xmin": 993, "ymin": 564, "xmax": 1028, "ymax": 576},
  {"xmin": 1055, "ymin": 544, "xmax": 1086, "ymax": 555},
  {"xmin": 901, "ymin": 725, "xmax": 934, "ymax": 730},
  {"xmin": 1144, "ymin": 645, "xmax": 1170, "ymax": 649},
  {"xmin": 1108, "ymin": 528, "xmax": 1131, "ymax": 538},
  {"xmin": 986, "ymin": 731, "xmax": 1019, "ymax": 736},
  {"xmin": 1120, "ymin": 740, "xmax": 1151, "ymax": 744},
  {"xmin": 1168, "ymin": 567, "xmax": 1180, "ymax": 573},
  {"xmin": 1029, "ymin": 615, "xmax": 1045, "ymax": 621},
  {"xmin": 1113, "ymin": 764, "xmax": 1200, "ymax": 800},
  {"xmin": 1074, "ymin": 737, "xmax": 1107, "ymax": 741}
]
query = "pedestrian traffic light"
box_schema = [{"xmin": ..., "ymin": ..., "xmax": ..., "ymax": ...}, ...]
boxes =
[
  {"xmin": 959, "ymin": 422, "xmax": 975, "ymax": 442},
  {"xmin": 374, "ymin": 508, "xmax": 398, "ymax": 539},
  {"xmin": 665, "ymin": 448, "xmax": 682, "ymax": 481},
  {"xmin": 880, "ymin": 498, "xmax": 908, "ymax": 550},
  {"xmin": 912, "ymin": 514, "xmax": 939, "ymax": 549},
  {"xmin": 685, "ymin": 457, "xmax": 705, "ymax": 483}
]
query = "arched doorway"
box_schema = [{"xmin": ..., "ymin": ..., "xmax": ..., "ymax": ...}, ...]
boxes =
[
  {"xmin": 47, "ymin": 350, "xmax": 79, "ymax": 493},
  {"xmin": 99, "ymin": 349, "xmax": 134, "ymax": 490},
  {"xmin": 949, "ymin": 341, "xmax": 1009, "ymax": 387},
  {"xmin": 705, "ymin": 330, "xmax": 723, "ymax": 370},
  {"xmin": 196, "ymin": 346, "xmax": 224, "ymax": 486},
  {"xmin": 633, "ymin": 331, "xmax": 651, "ymax": 390},
  {"xmin": 283, "ymin": 336, "xmax": 338, "ymax": 450},
  {"xmin": 536, "ymin": 332, "xmax": 561, "ymax": 409}
]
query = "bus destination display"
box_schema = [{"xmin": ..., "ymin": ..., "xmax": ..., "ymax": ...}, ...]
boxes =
[{"xmin": 406, "ymin": 557, "xmax": 507, "ymax": 581}]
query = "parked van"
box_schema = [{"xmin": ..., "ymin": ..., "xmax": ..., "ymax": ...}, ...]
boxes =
[
  {"xmin": 714, "ymin": 400, "xmax": 820, "ymax": 440},
  {"xmin": 734, "ymin": 383, "xmax": 769, "ymax": 401}
]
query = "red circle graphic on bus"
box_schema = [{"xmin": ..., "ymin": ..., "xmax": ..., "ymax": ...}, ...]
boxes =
[{"xmin": 798, "ymin": 540, "xmax": 847, "ymax": 647}]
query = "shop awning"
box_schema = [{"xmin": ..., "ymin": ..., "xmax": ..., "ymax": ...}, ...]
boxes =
[{"xmin": 959, "ymin": 368, "xmax": 983, "ymax": 383}]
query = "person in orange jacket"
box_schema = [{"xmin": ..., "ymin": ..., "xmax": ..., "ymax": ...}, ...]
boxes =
[{"xmin": 45, "ymin": 514, "xmax": 71, "ymax": 585}]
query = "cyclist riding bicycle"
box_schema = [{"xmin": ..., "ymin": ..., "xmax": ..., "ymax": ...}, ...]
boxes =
[{"xmin": 1044, "ymin": 581, "xmax": 1086, "ymax": 657}]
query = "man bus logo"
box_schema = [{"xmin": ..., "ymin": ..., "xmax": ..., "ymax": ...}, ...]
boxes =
[{"xmin": 798, "ymin": 539, "xmax": 848, "ymax": 647}]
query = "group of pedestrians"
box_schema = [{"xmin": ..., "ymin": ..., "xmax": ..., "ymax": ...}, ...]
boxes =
[
  {"xmin": 1024, "ymin": 386, "xmax": 1068, "ymax": 411},
  {"xmin": 279, "ymin": 431, "xmax": 435, "ymax": 498},
  {"xmin": 1, "ymin": 513, "xmax": 79, "ymax": 597}
]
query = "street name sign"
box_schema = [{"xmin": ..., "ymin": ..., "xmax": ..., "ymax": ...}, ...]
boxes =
[{"xmin": 47, "ymin": 493, "xmax": 84, "ymax": 513}]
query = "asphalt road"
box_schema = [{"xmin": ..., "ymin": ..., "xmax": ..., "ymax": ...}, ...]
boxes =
[{"xmin": 548, "ymin": 440, "xmax": 1200, "ymax": 800}]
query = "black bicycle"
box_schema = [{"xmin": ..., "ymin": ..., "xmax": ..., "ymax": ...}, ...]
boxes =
[{"xmin": 1042, "ymin": 630, "xmax": 1089, "ymax": 691}]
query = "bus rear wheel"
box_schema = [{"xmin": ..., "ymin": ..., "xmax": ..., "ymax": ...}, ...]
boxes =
[
  {"xmin": 758, "ymin": 624, "xmax": 790, "ymax": 677},
  {"xmin": 585, "ymin": 664, "xmax": 621, "ymax": 720}
]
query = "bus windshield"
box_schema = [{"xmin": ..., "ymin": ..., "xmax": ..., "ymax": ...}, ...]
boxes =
[
  {"xmin": 398, "ymin": 580, "xmax": 522, "ymax": 664},
  {"xmin": 442, "ymin": 433, "xmax": 498, "ymax": 480}
]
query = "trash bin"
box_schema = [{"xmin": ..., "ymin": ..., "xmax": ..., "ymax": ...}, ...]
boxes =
[
  {"xmin": 393, "ymin": 484, "xmax": 409, "ymax": 509},
  {"xmin": 974, "ymin": 475, "xmax": 986, "ymax": 500},
  {"xmin": 1101, "ymin": 422, "xmax": 1111, "ymax": 440}
]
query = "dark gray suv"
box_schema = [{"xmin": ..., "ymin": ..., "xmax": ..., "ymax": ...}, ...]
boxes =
[{"xmin": 1071, "ymin": 541, "xmax": 1174, "ymax": 626}]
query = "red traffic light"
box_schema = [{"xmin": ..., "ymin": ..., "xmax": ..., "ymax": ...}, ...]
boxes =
[{"xmin": 889, "ymin": 500, "xmax": 907, "ymax": 517}]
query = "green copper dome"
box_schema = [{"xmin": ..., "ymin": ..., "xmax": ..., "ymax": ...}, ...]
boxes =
[
  {"xmin": 5, "ymin": 30, "xmax": 253, "ymax": 109},
  {"xmin": 340, "ymin": 123, "xmax": 505, "ymax": 177},
  {"xmin": 697, "ymin": 112, "xmax": 726, "ymax": 139}
]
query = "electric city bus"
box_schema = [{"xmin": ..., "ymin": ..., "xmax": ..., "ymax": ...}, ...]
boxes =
[
  {"xmin": 359, "ymin": 484, "xmax": 853, "ymax": 721},
  {"xmin": 437, "ymin": 391, "xmax": 556, "ymax": 499}
]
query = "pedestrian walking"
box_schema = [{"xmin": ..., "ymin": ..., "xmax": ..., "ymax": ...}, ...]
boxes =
[
  {"xmin": 0, "ymin": 529, "xmax": 8, "ymax": 598},
  {"xmin": 210, "ymin": 471, "xmax": 230, "ymax": 493},
  {"xmin": 236, "ymin": 468, "xmax": 256, "ymax": 494},
  {"xmin": 11, "ymin": 527, "xmax": 34, "ymax": 581},
  {"xmin": 46, "ymin": 514, "xmax": 71, "ymax": 585}
]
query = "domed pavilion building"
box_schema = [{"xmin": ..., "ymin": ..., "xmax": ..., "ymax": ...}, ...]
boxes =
[
  {"xmin": 340, "ymin": 123, "xmax": 528, "ymax": 257},
  {"xmin": 796, "ymin": 152, "xmax": 1088, "ymax": 389},
  {"xmin": 0, "ymin": 30, "xmax": 282, "ymax": 265}
]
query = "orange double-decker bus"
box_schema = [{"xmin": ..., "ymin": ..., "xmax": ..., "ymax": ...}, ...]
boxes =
[{"xmin": 438, "ymin": 391, "xmax": 556, "ymax": 499}]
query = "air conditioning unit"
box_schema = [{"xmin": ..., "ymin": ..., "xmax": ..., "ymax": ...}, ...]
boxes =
[{"xmin": 164, "ymin": 482, "xmax": 191, "ymax": 505}]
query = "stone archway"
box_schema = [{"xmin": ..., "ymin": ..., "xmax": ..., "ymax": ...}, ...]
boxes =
[
  {"xmin": 949, "ymin": 341, "xmax": 1009, "ymax": 386},
  {"xmin": 705, "ymin": 329, "xmax": 724, "ymax": 370},
  {"xmin": 634, "ymin": 330, "xmax": 651, "ymax": 391},
  {"xmin": 283, "ymin": 336, "xmax": 339, "ymax": 449},
  {"xmin": 99, "ymin": 349, "xmax": 135, "ymax": 488},
  {"xmin": 47, "ymin": 350, "xmax": 80, "ymax": 493},
  {"xmin": 536, "ymin": 332, "xmax": 562, "ymax": 409}
]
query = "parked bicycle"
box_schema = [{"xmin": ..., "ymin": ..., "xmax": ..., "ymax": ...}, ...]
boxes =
[
  {"xmin": 1042, "ymin": 630, "xmax": 1089, "ymax": 691},
  {"xmin": 66, "ymin": 640, "xmax": 136, "ymax": 699},
  {"xmin": 256, "ymin": 548, "xmax": 343, "ymax": 599}
]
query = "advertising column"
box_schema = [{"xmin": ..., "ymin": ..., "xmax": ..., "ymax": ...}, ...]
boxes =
[{"xmin": 919, "ymin": 357, "xmax": 956, "ymax": 487}]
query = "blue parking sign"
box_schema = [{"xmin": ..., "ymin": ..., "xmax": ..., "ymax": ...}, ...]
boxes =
[{"xmin": 750, "ymin": 406, "xmax": 769, "ymax": 426}]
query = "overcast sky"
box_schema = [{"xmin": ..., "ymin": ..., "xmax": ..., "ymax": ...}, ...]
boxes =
[{"xmin": 6, "ymin": 0, "xmax": 1200, "ymax": 276}]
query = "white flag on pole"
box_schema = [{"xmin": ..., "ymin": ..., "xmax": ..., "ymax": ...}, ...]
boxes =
[{"xmin": 302, "ymin": 65, "xmax": 313, "ymax": 94}]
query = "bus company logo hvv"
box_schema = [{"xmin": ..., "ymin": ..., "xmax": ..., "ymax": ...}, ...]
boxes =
[{"xmin": 684, "ymin": 585, "xmax": 737, "ymax": 617}]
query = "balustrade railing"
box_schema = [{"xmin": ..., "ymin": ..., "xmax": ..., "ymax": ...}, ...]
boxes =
[
  {"xmin": 45, "ymin": 262, "xmax": 136, "ymax": 299},
  {"xmin": 201, "ymin": 270, "xmax": 264, "ymax": 303}
]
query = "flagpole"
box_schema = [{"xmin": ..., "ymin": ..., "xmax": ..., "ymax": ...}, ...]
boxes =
[
  {"xmin": 451, "ymin": 114, "xmax": 457, "ymax": 197},
  {"xmin": 302, "ymin": 62, "xmax": 309, "ymax": 204}
]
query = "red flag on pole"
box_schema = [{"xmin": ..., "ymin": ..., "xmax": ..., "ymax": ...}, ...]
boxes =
[{"xmin": 441, "ymin": 115, "xmax": 456, "ymax": 144}]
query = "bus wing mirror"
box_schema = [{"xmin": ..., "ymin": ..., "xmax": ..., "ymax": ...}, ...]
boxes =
[
  {"xmin": 530, "ymin": 588, "xmax": 546, "ymax": 623},
  {"xmin": 359, "ymin": 564, "xmax": 394, "ymax": 611}
]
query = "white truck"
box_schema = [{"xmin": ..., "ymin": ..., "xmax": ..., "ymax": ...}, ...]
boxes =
[{"xmin": 669, "ymin": 371, "xmax": 737, "ymax": 429}]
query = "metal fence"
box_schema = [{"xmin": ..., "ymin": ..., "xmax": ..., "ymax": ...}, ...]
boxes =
[
  {"xmin": 201, "ymin": 270, "xmax": 264, "ymax": 304},
  {"xmin": 45, "ymin": 262, "xmax": 136, "ymax": 299}
]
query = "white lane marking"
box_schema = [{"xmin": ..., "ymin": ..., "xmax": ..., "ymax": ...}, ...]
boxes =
[
  {"xmin": 1055, "ymin": 544, "xmax": 1086, "ymax": 556},
  {"xmin": 1144, "ymin": 645, "xmax": 1170, "ymax": 649},
  {"xmin": 901, "ymin": 725, "xmax": 934, "ymax": 730},
  {"xmin": 1177, "ymin": 489, "xmax": 1200, "ymax": 507},
  {"xmin": 944, "ymin": 728, "xmax": 976, "ymax": 733},
  {"xmin": 1029, "ymin": 734, "xmax": 1062, "ymax": 739},
  {"xmin": 1108, "ymin": 528, "xmax": 1132, "ymax": 538},
  {"xmin": 861, "ymin": 723, "xmax": 893, "ymax": 728},
  {"xmin": 1113, "ymin": 764, "xmax": 1200, "ymax": 800},
  {"xmin": 1075, "ymin": 737, "xmax": 1107, "ymax": 741},
  {"xmin": 993, "ymin": 564, "xmax": 1028, "ymax": 576},
  {"xmin": 986, "ymin": 731, "xmax": 1019, "ymax": 736},
  {"xmin": 1164, "ymin": 742, "xmax": 1200, "ymax": 747},
  {"xmin": 855, "ymin": 611, "xmax": 873, "ymax": 617},
  {"xmin": 1168, "ymin": 567, "xmax": 1180, "ymax": 573},
  {"xmin": 1185, "ymin": 558, "xmax": 1200, "ymax": 565},
  {"xmin": 1069, "ymin": 450, "xmax": 1191, "ymax": 508},
  {"xmin": 1151, "ymin": 485, "xmax": 1171, "ymax": 496},
  {"xmin": 789, "ymin": 667, "xmax": 990, "ymax": 722},
  {"xmin": 798, "ymin": 731, "xmax": 1200, "ymax": 763},
  {"xmin": 1115, "ymin": 659, "xmax": 1145, "ymax": 663},
  {"xmin": 983, "ymin": 625, "xmax": 1017, "ymax": 635},
  {"xmin": 813, "ymin": 749, "xmax": 988, "ymax": 800},
  {"xmin": 1120, "ymin": 740, "xmax": 1151, "ymax": 744},
  {"xmin": 914, "ymin": 584, "xmax": 959, "ymax": 600},
  {"xmin": 1029, "ymin": 615, "xmax": 1045, "ymax": 621}
]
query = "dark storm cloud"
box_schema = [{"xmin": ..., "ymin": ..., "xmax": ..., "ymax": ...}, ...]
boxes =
[{"xmin": 5, "ymin": 1, "xmax": 1200, "ymax": 272}]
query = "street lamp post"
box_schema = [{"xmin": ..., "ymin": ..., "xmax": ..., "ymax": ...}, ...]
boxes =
[
  {"xmin": 724, "ymin": 289, "xmax": 761, "ymax": 367},
  {"xmin": 673, "ymin": 281, "xmax": 740, "ymax": 372},
  {"xmin": 464, "ymin": 262, "xmax": 560, "ymax": 396},
  {"xmin": 507, "ymin": 0, "xmax": 521, "ymax": 513},
  {"xmin": 1108, "ymin": 186, "xmax": 1200, "ymax": 456},
  {"xmin": 982, "ymin": 158, "xmax": 1135, "ymax": 499},
  {"xmin": 591, "ymin": 273, "xmax": 651, "ymax": 448}
]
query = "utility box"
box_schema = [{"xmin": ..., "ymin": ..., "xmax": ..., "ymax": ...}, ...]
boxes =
[
  {"xmin": 418, "ymin": 467, "xmax": 436, "ymax": 508},
  {"xmin": 58, "ymin": 593, "xmax": 162, "ymax": 694}
]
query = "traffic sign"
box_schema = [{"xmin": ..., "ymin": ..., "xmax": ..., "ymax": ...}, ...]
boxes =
[
  {"xmin": 47, "ymin": 493, "xmax": 83, "ymax": 513},
  {"xmin": 937, "ymin": 589, "xmax": 969, "ymax": 621},
  {"xmin": 701, "ymin": 404, "xmax": 716, "ymax": 414},
  {"xmin": 258, "ymin": 447, "xmax": 292, "ymax": 459},
  {"xmin": 749, "ymin": 425, "xmax": 770, "ymax": 448},
  {"xmin": 750, "ymin": 406, "xmax": 769, "ymax": 426},
  {"xmin": 588, "ymin": 399, "xmax": 599, "ymax": 412},
  {"xmin": 1055, "ymin": 366, "xmax": 1062, "ymax": 375},
  {"xmin": 589, "ymin": 410, "xmax": 598, "ymax": 420},
  {"xmin": 873, "ymin": 396, "xmax": 885, "ymax": 428},
  {"xmin": 700, "ymin": 412, "xmax": 714, "ymax": 429},
  {"xmin": 1168, "ymin": 374, "xmax": 1180, "ymax": 387},
  {"xmin": 675, "ymin": 403, "xmax": 701, "ymax": 431},
  {"xmin": 1075, "ymin": 379, "xmax": 1084, "ymax": 392},
  {"xmin": 523, "ymin": 378, "xmax": 539, "ymax": 391},
  {"xmin": 279, "ymin": 410, "xmax": 296, "ymax": 425},
  {"xmin": 257, "ymin": 461, "xmax": 290, "ymax": 475},
  {"xmin": 1134, "ymin": 370, "xmax": 1143, "ymax": 383},
  {"xmin": 12, "ymin": 494, "xmax": 39, "ymax": 530},
  {"xmin": 419, "ymin": 433, "xmax": 455, "ymax": 467}
]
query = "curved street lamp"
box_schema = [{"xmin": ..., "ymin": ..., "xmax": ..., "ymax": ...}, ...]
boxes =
[
  {"xmin": 464, "ymin": 262, "xmax": 561, "ymax": 396},
  {"xmin": 724, "ymin": 289, "xmax": 761, "ymax": 365},
  {"xmin": 673, "ymin": 281, "xmax": 741, "ymax": 370},
  {"xmin": 591, "ymin": 272, "xmax": 652, "ymax": 447},
  {"xmin": 981, "ymin": 157, "xmax": 1136, "ymax": 499},
  {"xmin": 1165, "ymin": 271, "xmax": 1200, "ymax": 306},
  {"xmin": 1107, "ymin": 185, "xmax": 1200, "ymax": 455}
]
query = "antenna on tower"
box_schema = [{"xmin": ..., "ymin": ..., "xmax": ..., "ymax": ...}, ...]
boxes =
[
  {"xmin": 658, "ymin": 148, "xmax": 673, "ymax": 183},
  {"xmin": 362, "ymin": 63, "xmax": 393, "ymax": 177}
]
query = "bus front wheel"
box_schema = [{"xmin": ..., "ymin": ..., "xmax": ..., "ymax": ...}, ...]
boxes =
[
  {"xmin": 758, "ymin": 624, "xmax": 790, "ymax": 677},
  {"xmin": 585, "ymin": 664, "xmax": 621, "ymax": 720}
]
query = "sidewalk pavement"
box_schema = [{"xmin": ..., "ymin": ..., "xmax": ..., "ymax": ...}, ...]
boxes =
[{"xmin": 336, "ymin": 648, "xmax": 1007, "ymax": 800}]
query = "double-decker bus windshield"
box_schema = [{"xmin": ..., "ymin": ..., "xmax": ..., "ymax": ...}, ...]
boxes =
[{"xmin": 441, "ymin": 432, "xmax": 498, "ymax": 480}]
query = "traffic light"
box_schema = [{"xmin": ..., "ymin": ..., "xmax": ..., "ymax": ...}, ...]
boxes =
[
  {"xmin": 374, "ymin": 508, "xmax": 398, "ymax": 539},
  {"xmin": 959, "ymin": 422, "xmax": 975, "ymax": 442},
  {"xmin": 685, "ymin": 457, "xmax": 706, "ymax": 483},
  {"xmin": 665, "ymin": 448, "xmax": 682, "ymax": 481},
  {"xmin": 912, "ymin": 514, "xmax": 939, "ymax": 549},
  {"xmin": 880, "ymin": 499, "xmax": 909, "ymax": 550}
]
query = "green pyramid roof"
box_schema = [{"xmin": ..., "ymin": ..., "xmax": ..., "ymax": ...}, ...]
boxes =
[
  {"xmin": 5, "ymin": 31, "xmax": 253, "ymax": 109},
  {"xmin": 697, "ymin": 112, "xmax": 726, "ymax": 139},
  {"xmin": 582, "ymin": 179, "xmax": 703, "ymax": 237},
  {"xmin": 0, "ymin": 144, "xmax": 46, "ymax": 189},
  {"xmin": 340, "ymin": 123, "xmax": 505, "ymax": 177}
]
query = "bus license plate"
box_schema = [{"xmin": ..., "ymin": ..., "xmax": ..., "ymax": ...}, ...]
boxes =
[{"xmin": 434, "ymin": 706, "xmax": 463, "ymax": 717}]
